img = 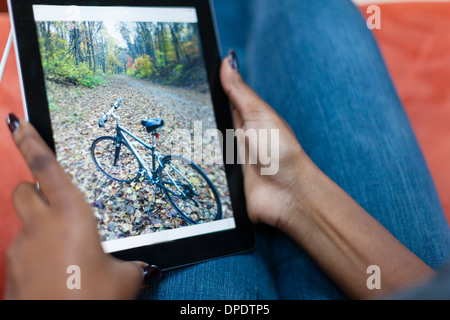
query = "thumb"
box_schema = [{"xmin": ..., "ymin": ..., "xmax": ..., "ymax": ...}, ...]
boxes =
[
  {"xmin": 220, "ymin": 55, "xmax": 276, "ymax": 129},
  {"xmin": 112, "ymin": 260, "xmax": 161, "ymax": 298},
  {"xmin": 112, "ymin": 260, "xmax": 144, "ymax": 298},
  {"xmin": 126, "ymin": 261, "xmax": 162, "ymax": 287}
]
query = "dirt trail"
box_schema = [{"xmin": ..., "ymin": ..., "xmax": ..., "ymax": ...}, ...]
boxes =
[{"xmin": 120, "ymin": 75, "xmax": 208, "ymax": 111}]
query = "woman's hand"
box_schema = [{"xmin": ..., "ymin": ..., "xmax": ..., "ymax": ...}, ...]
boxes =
[
  {"xmin": 5, "ymin": 114, "xmax": 145, "ymax": 300},
  {"xmin": 220, "ymin": 55, "xmax": 433, "ymax": 299},
  {"xmin": 220, "ymin": 55, "xmax": 311, "ymax": 230}
]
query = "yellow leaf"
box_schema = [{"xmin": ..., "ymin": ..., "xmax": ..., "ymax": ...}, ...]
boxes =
[{"xmin": 190, "ymin": 177, "xmax": 200, "ymax": 186}]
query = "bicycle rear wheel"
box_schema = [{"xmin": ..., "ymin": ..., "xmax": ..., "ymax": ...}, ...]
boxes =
[
  {"xmin": 159, "ymin": 155, "xmax": 222, "ymax": 224},
  {"xmin": 91, "ymin": 136, "xmax": 141, "ymax": 183}
]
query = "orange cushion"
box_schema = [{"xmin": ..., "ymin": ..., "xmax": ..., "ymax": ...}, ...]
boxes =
[
  {"xmin": 0, "ymin": 14, "xmax": 33, "ymax": 298},
  {"xmin": 360, "ymin": 3, "xmax": 450, "ymax": 227}
]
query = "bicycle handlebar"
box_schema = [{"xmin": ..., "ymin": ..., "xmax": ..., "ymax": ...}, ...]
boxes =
[
  {"xmin": 112, "ymin": 98, "xmax": 123, "ymax": 109},
  {"xmin": 98, "ymin": 98, "xmax": 123, "ymax": 128},
  {"xmin": 98, "ymin": 116, "xmax": 107, "ymax": 128}
]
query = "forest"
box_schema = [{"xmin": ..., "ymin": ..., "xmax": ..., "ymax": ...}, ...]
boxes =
[{"xmin": 36, "ymin": 21, "xmax": 206, "ymax": 89}]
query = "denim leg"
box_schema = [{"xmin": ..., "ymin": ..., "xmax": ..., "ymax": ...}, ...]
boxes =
[
  {"xmin": 212, "ymin": 0, "xmax": 252, "ymax": 80},
  {"xmin": 246, "ymin": 0, "xmax": 450, "ymax": 299},
  {"xmin": 138, "ymin": 226, "xmax": 278, "ymax": 300}
]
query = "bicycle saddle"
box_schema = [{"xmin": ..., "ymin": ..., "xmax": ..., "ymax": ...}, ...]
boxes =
[{"xmin": 141, "ymin": 119, "xmax": 165, "ymax": 133}]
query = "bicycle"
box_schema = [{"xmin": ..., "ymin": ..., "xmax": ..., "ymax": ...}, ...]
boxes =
[{"xmin": 90, "ymin": 98, "xmax": 222, "ymax": 225}]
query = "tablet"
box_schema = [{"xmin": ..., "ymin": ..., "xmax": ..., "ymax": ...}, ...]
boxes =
[{"xmin": 8, "ymin": 0, "xmax": 254, "ymax": 270}]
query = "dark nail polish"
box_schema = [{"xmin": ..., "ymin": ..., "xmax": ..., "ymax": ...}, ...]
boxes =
[
  {"xmin": 6, "ymin": 113, "xmax": 20, "ymax": 134},
  {"xmin": 228, "ymin": 49, "xmax": 239, "ymax": 72},
  {"xmin": 142, "ymin": 265, "xmax": 162, "ymax": 286}
]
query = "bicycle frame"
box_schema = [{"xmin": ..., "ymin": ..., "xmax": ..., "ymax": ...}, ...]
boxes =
[
  {"xmin": 113, "ymin": 123, "xmax": 195, "ymax": 199},
  {"xmin": 115, "ymin": 124, "xmax": 156, "ymax": 176},
  {"xmin": 91, "ymin": 99, "xmax": 224, "ymax": 224},
  {"xmin": 97, "ymin": 99, "xmax": 198, "ymax": 199}
]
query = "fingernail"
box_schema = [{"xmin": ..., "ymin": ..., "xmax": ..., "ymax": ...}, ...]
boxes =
[
  {"xmin": 228, "ymin": 49, "xmax": 239, "ymax": 72},
  {"xmin": 6, "ymin": 113, "xmax": 20, "ymax": 134},
  {"xmin": 142, "ymin": 265, "xmax": 162, "ymax": 286}
]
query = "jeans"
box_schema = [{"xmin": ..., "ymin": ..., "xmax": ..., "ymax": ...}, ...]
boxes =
[{"xmin": 139, "ymin": 0, "xmax": 450, "ymax": 299}]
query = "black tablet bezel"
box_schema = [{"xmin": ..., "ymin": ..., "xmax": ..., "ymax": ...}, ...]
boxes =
[{"xmin": 8, "ymin": 0, "xmax": 254, "ymax": 270}]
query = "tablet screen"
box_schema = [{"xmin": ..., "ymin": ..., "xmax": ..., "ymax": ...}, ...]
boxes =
[{"xmin": 31, "ymin": 5, "xmax": 236, "ymax": 253}]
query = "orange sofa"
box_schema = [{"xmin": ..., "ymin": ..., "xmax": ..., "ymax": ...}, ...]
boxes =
[{"xmin": 0, "ymin": 11, "xmax": 33, "ymax": 299}]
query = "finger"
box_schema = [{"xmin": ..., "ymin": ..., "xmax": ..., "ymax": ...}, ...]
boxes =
[
  {"xmin": 120, "ymin": 261, "xmax": 144, "ymax": 288},
  {"xmin": 112, "ymin": 261, "xmax": 160, "ymax": 298},
  {"xmin": 220, "ymin": 60, "xmax": 297, "ymax": 137},
  {"xmin": 138, "ymin": 262, "xmax": 162, "ymax": 287},
  {"xmin": 127, "ymin": 261, "xmax": 163, "ymax": 287},
  {"xmin": 8, "ymin": 115, "xmax": 82, "ymax": 209},
  {"xmin": 220, "ymin": 58, "xmax": 276, "ymax": 125},
  {"xmin": 4, "ymin": 231, "xmax": 26, "ymax": 300},
  {"xmin": 12, "ymin": 182, "xmax": 49, "ymax": 230}
]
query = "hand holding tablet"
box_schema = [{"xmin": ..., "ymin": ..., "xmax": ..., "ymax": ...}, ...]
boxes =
[
  {"xmin": 6, "ymin": 0, "xmax": 311, "ymax": 300},
  {"xmin": 8, "ymin": 0, "xmax": 254, "ymax": 270},
  {"xmin": 5, "ymin": 56, "xmax": 287, "ymax": 300},
  {"xmin": 6, "ymin": 1, "xmax": 306, "ymax": 300},
  {"xmin": 5, "ymin": 114, "xmax": 145, "ymax": 300}
]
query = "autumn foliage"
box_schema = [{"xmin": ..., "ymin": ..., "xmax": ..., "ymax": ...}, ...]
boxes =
[{"xmin": 36, "ymin": 21, "xmax": 205, "ymax": 88}]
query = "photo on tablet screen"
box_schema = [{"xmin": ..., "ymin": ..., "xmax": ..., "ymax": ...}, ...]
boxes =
[{"xmin": 31, "ymin": 5, "xmax": 236, "ymax": 253}]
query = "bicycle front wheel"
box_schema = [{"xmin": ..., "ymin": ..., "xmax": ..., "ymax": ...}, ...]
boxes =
[
  {"xmin": 160, "ymin": 155, "xmax": 222, "ymax": 224},
  {"xmin": 91, "ymin": 136, "xmax": 141, "ymax": 183}
]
